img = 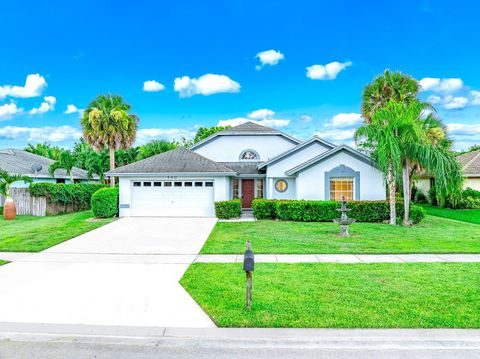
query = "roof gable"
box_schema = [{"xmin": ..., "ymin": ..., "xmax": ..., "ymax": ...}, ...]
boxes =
[
  {"xmin": 190, "ymin": 121, "xmax": 301, "ymax": 150},
  {"xmin": 107, "ymin": 147, "xmax": 236, "ymax": 175},
  {"xmin": 257, "ymin": 136, "xmax": 335, "ymax": 170},
  {"xmin": 285, "ymin": 145, "xmax": 375, "ymax": 175},
  {"xmin": 458, "ymin": 150, "xmax": 480, "ymax": 175}
]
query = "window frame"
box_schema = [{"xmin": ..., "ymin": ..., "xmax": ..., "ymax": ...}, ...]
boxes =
[
  {"xmin": 329, "ymin": 177, "xmax": 354, "ymax": 202},
  {"xmin": 239, "ymin": 149, "xmax": 260, "ymax": 161}
]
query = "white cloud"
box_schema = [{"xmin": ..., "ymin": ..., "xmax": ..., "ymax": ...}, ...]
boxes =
[
  {"xmin": 419, "ymin": 77, "xmax": 463, "ymax": 93},
  {"xmin": 427, "ymin": 95, "xmax": 442, "ymax": 104},
  {"xmin": 29, "ymin": 96, "xmax": 56, "ymax": 114},
  {"xmin": 0, "ymin": 74, "xmax": 47, "ymax": 99},
  {"xmin": 442, "ymin": 95, "xmax": 468, "ymax": 109},
  {"xmin": 447, "ymin": 123, "xmax": 480, "ymax": 137},
  {"xmin": 217, "ymin": 108, "xmax": 289, "ymax": 128},
  {"xmin": 299, "ymin": 115, "xmax": 313, "ymax": 122},
  {"xmin": 136, "ymin": 128, "xmax": 196, "ymax": 145},
  {"xmin": 255, "ymin": 49, "xmax": 285, "ymax": 69},
  {"xmin": 470, "ymin": 90, "xmax": 480, "ymax": 105},
  {"xmin": 0, "ymin": 103, "xmax": 23, "ymax": 120},
  {"xmin": 247, "ymin": 108, "xmax": 275, "ymax": 120},
  {"xmin": 315, "ymin": 128, "xmax": 356, "ymax": 142},
  {"xmin": 173, "ymin": 74, "xmax": 240, "ymax": 97},
  {"xmin": 143, "ymin": 80, "xmax": 165, "ymax": 92},
  {"xmin": 64, "ymin": 104, "xmax": 84, "ymax": 116},
  {"xmin": 0, "ymin": 125, "xmax": 81, "ymax": 142},
  {"xmin": 306, "ymin": 61, "xmax": 352, "ymax": 80},
  {"xmin": 218, "ymin": 117, "xmax": 290, "ymax": 128},
  {"xmin": 325, "ymin": 113, "xmax": 362, "ymax": 128}
]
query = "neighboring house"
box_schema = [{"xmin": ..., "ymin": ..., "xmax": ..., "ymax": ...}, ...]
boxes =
[
  {"xmin": 416, "ymin": 149, "xmax": 480, "ymax": 195},
  {"xmin": 107, "ymin": 122, "xmax": 386, "ymax": 217},
  {"xmin": 0, "ymin": 148, "xmax": 96, "ymax": 187}
]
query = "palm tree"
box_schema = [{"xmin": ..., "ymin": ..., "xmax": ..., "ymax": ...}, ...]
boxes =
[
  {"xmin": 48, "ymin": 150, "xmax": 76, "ymax": 183},
  {"xmin": 355, "ymin": 100, "xmax": 410, "ymax": 225},
  {"xmin": 0, "ymin": 170, "xmax": 32, "ymax": 220},
  {"xmin": 361, "ymin": 70, "xmax": 419, "ymax": 122},
  {"xmin": 81, "ymin": 94, "xmax": 138, "ymax": 187}
]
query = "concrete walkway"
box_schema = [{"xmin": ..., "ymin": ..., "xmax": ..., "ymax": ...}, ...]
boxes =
[
  {"xmin": 195, "ymin": 253, "xmax": 480, "ymax": 263},
  {"xmin": 2, "ymin": 252, "xmax": 480, "ymax": 264},
  {"xmin": 0, "ymin": 218, "xmax": 217, "ymax": 328}
]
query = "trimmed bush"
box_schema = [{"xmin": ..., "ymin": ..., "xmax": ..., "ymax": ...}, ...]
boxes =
[
  {"xmin": 91, "ymin": 187, "xmax": 119, "ymax": 218},
  {"xmin": 410, "ymin": 205, "xmax": 426, "ymax": 224},
  {"xmin": 251, "ymin": 199, "xmax": 277, "ymax": 219},
  {"xmin": 252, "ymin": 199, "xmax": 425, "ymax": 224},
  {"xmin": 30, "ymin": 183, "xmax": 106, "ymax": 208},
  {"xmin": 215, "ymin": 199, "xmax": 241, "ymax": 219}
]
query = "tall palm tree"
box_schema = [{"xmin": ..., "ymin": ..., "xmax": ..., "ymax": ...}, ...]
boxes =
[
  {"xmin": 81, "ymin": 95, "xmax": 138, "ymax": 187},
  {"xmin": 48, "ymin": 150, "xmax": 76, "ymax": 183},
  {"xmin": 361, "ymin": 70, "xmax": 419, "ymax": 122},
  {"xmin": 0, "ymin": 170, "xmax": 32, "ymax": 220}
]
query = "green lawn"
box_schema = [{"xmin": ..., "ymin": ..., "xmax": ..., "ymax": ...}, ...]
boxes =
[
  {"xmin": 0, "ymin": 260, "xmax": 8, "ymax": 266},
  {"xmin": 201, "ymin": 215, "xmax": 480, "ymax": 254},
  {"xmin": 421, "ymin": 205, "xmax": 480, "ymax": 225},
  {"xmin": 181, "ymin": 262, "xmax": 480, "ymax": 328},
  {"xmin": 0, "ymin": 210, "xmax": 114, "ymax": 252}
]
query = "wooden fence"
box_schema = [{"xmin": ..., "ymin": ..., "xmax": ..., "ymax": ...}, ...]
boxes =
[{"xmin": 0, "ymin": 188, "xmax": 47, "ymax": 216}]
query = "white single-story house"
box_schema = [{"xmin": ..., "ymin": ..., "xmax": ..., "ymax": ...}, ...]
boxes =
[
  {"xmin": 0, "ymin": 148, "xmax": 95, "ymax": 186},
  {"xmin": 416, "ymin": 148, "xmax": 480, "ymax": 195},
  {"xmin": 107, "ymin": 122, "xmax": 386, "ymax": 217}
]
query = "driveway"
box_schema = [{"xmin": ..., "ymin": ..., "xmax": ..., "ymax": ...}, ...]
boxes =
[{"xmin": 0, "ymin": 217, "xmax": 217, "ymax": 328}]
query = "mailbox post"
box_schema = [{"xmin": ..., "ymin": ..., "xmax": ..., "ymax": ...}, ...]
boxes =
[{"xmin": 243, "ymin": 240, "xmax": 254, "ymax": 310}]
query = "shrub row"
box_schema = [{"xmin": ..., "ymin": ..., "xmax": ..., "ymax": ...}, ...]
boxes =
[
  {"xmin": 252, "ymin": 199, "xmax": 425, "ymax": 224},
  {"xmin": 91, "ymin": 187, "xmax": 119, "ymax": 218},
  {"xmin": 427, "ymin": 186, "xmax": 480, "ymax": 209},
  {"xmin": 29, "ymin": 183, "xmax": 106, "ymax": 208},
  {"xmin": 214, "ymin": 199, "xmax": 242, "ymax": 219}
]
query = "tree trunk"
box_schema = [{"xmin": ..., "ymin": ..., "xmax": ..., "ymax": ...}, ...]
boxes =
[
  {"xmin": 387, "ymin": 164, "xmax": 396, "ymax": 225},
  {"xmin": 109, "ymin": 146, "xmax": 115, "ymax": 188},
  {"xmin": 403, "ymin": 160, "xmax": 412, "ymax": 226}
]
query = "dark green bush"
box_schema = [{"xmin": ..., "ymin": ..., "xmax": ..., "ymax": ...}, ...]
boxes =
[
  {"xmin": 251, "ymin": 199, "xmax": 277, "ymax": 219},
  {"xmin": 414, "ymin": 191, "xmax": 429, "ymax": 204},
  {"xmin": 91, "ymin": 187, "xmax": 119, "ymax": 218},
  {"xmin": 214, "ymin": 199, "xmax": 241, "ymax": 219},
  {"xmin": 30, "ymin": 183, "xmax": 106, "ymax": 208},
  {"xmin": 252, "ymin": 199, "xmax": 425, "ymax": 224},
  {"xmin": 463, "ymin": 188, "xmax": 480, "ymax": 199},
  {"xmin": 409, "ymin": 205, "xmax": 426, "ymax": 224}
]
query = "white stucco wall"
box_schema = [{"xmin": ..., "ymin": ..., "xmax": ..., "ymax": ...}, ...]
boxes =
[
  {"xmin": 464, "ymin": 178, "xmax": 480, "ymax": 191},
  {"xmin": 266, "ymin": 177, "xmax": 296, "ymax": 199},
  {"xmin": 118, "ymin": 176, "xmax": 230, "ymax": 217},
  {"xmin": 415, "ymin": 178, "xmax": 431, "ymax": 195},
  {"xmin": 266, "ymin": 142, "xmax": 331, "ymax": 178},
  {"xmin": 295, "ymin": 151, "xmax": 386, "ymax": 200},
  {"xmin": 193, "ymin": 135, "xmax": 297, "ymax": 162}
]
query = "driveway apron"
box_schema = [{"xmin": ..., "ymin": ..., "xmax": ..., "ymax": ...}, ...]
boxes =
[{"xmin": 0, "ymin": 217, "xmax": 217, "ymax": 328}]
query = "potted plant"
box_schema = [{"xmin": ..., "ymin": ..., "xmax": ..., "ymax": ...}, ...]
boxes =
[{"xmin": 0, "ymin": 170, "xmax": 32, "ymax": 220}]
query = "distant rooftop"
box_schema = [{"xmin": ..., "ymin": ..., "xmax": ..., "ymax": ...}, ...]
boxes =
[
  {"xmin": 458, "ymin": 149, "xmax": 480, "ymax": 175},
  {"xmin": 0, "ymin": 148, "xmax": 92, "ymax": 179}
]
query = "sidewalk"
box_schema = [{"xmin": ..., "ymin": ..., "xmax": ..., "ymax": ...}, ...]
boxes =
[{"xmin": 2, "ymin": 252, "xmax": 480, "ymax": 264}]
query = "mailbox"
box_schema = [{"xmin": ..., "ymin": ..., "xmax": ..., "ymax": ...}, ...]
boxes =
[{"xmin": 243, "ymin": 249, "xmax": 254, "ymax": 272}]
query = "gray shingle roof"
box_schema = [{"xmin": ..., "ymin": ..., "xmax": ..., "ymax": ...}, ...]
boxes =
[
  {"xmin": 190, "ymin": 121, "xmax": 301, "ymax": 150},
  {"xmin": 107, "ymin": 147, "xmax": 237, "ymax": 175},
  {"xmin": 218, "ymin": 162, "xmax": 263, "ymax": 175},
  {"xmin": 220, "ymin": 122, "xmax": 283, "ymax": 134},
  {"xmin": 0, "ymin": 148, "xmax": 92, "ymax": 179},
  {"xmin": 458, "ymin": 149, "xmax": 480, "ymax": 175}
]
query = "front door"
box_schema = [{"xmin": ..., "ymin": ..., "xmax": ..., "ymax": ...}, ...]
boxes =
[{"xmin": 241, "ymin": 179, "xmax": 255, "ymax": 208}]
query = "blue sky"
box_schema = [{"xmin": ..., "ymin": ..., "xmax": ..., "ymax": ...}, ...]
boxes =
[{"xmin": 1, "ymin": 0, "xmax": 479, "ymax": 150}]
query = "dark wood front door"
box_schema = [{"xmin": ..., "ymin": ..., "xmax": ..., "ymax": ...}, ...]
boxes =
[{"xmin": 241, "ymin": 179, "xmax": 255, "ymax": 208}]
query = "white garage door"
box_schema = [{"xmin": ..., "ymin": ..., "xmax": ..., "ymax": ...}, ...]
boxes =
[{"xmin": 130, "ymin": 180, "xmax": 215, "ymax": 217}]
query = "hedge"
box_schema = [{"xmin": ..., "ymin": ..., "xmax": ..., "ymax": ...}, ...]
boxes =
[
  {"xmin": 214, "ymin": 199, "xmax": 241, "ymax": 219},
  {"xmin": 91, "ymin": 187, "xmax": 119, "ymax": 218},
  {"xmin": 30, "ymin": 183, "xmax": 106, "ymax": 208},
  {"xmin": 251, "ymin": 199, "xmax": 425, "ymax": 224}
]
